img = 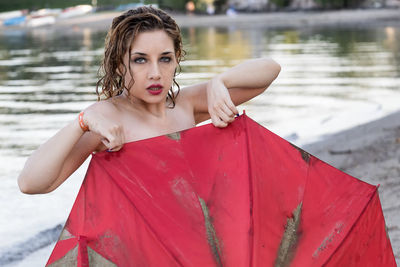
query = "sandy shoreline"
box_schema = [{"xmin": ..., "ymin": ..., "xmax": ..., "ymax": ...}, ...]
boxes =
[
  {"xmin": 304, "ymin": 110, "xmax": 400, "ymax": 262},
  {"xmin": 1, "ymin": 8, "xmax": 400, "ymax": 34}
]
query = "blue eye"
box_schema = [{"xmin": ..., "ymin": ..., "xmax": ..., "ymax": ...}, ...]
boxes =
[
  {"xmin": 160, "ymin": 57, "xmax": 171, "ymax": 63},
  {"xmin": 133, "ymin": 57, "xmax": 146, "ymax": 64}
]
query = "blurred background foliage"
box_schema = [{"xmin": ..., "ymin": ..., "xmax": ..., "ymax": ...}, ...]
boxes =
[
  {"xmin": 313, "ymin": 0, "xmax": 364, "ymax": 8},
  {"xmin": 0, "ymin": 0, "xmax": 184, "ymax": 12},
  {"xmin": 0, "ymin": 0, "xmax": 372, "ymax": 13}
]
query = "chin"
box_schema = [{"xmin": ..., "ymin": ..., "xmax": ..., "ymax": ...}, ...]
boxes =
[{"xmin": 144, "ymin": 94, "xmax": 168, "ymax": 103}]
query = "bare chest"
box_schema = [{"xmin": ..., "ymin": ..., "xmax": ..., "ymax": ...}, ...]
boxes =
[{"xmin": 121, "ymin": 106, "xmax": 196, "ymax": 143}]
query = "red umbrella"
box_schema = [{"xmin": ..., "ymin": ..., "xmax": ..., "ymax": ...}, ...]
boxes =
[{"xmin": 46, "ymin": 114, "xmax": 395, "ymax": 266}]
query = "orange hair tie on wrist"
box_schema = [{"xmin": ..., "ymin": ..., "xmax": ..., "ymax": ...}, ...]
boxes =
[{"xmin": 78, "ymin": 111, "xmax": 89, "ymax": 132}]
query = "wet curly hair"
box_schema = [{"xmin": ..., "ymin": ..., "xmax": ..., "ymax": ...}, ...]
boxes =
[{"xmin": 96, "ymin": 6, "xmax": 184, "ymax": 107}]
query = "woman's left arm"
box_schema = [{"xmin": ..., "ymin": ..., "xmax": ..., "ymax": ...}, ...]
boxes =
[{"xmin": 184, "ymin": 58, "xmax": 281, "ymax": 127}]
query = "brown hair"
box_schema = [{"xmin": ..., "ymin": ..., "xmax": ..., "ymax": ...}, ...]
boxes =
[{"xmin": 96, "ymin": 6, "xmax": 184, "ymax": 107}]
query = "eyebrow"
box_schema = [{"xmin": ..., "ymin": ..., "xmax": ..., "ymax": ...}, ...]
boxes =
[{"xmin": 131, "ymin": 51, "xmax": 173, "ymax": 56}]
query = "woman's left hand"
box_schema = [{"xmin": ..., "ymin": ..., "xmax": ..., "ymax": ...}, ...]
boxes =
[{"xmin": 207, "ymin": 76, "xmax": 239, "ymax": 128}]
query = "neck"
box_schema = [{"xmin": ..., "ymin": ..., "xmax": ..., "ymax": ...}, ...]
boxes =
[{"xmin": 122, "ymin": 90, "xmax": 167, "ymax": 118}]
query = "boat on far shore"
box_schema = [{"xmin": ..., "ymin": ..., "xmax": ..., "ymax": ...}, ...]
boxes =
[
  {"xmin": 0, "ymin": 5, "xmax": 93, "ymax": 28},
  {"xmin": 3, "ymin": 15, "xmax": 26, "ymax": 26},
  {"xmin": 58, "ymin": 5, "xmax": 93, "ymax": 19},
  {"xmin": 25, "ymin": 8, "xmax": 60, "ymax": 27},
  {"xmin": 26, "ymin": 15, "xmax": 56, "ymax": 28},
  {"xmin": 0, "ymin": 10, "xmax": 26, "ymax": 21},
  {"xmin": 0, "ymin": 10, "xmax": 28, "ymax": 26},
  {"xmin": 30, "ymin": 8, "xmax": 62, "ymax": 17}
]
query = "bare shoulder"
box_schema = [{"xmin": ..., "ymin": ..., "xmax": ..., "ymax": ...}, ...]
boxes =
[{"xmin": 90, "ymin": 97, "xmax": 121, "ymax": 113}]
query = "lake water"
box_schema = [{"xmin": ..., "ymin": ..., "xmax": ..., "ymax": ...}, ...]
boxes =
[{"xmin": 1, "ymin": 24, "xmax": 400, "ymax": 265}]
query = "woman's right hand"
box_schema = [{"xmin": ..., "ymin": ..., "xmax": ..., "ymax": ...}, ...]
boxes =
[
  {"xmin": 83, "ymin": 102, "xmax": 125, "ymax": 152},
  {"xmin": 18, "ymin": 100, "xmax": 127, "ymax": 194}
]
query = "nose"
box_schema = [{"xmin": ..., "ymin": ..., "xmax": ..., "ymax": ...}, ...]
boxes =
[{"xmin": 148, "ymin": 62, "xmax": 161, "ymax": 80}]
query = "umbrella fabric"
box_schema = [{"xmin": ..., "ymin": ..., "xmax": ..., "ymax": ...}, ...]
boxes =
[{"xmin": 46, "ymin": 114, "xmax": 395, "ymax": 266}]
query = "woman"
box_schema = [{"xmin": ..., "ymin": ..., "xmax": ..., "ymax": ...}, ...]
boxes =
[{"xmin": 17, "ymin": 6, "xmax": 280, "ymax": 194}]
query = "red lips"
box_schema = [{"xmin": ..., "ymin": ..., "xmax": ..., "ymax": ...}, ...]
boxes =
[
  {"xmin": 147, "ymin": 84, "xmax": 163, "ymax": 89},
  {"xmin": 146, "ymin": 84, "xmax": 163, "ymax": 95}
]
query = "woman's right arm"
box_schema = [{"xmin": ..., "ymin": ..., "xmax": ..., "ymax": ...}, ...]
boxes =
[
  {"xmin": 17, "ymin": 117, "xmax": 100, "ymax": 194},
  {"xmin": 18, "ymin": 101, "xmax": 125, "ymax": 194}
]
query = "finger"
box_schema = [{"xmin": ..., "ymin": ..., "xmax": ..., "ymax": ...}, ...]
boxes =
[
  {"xmin": 114, "ymin": 134, "xmax": 125, "ymax": 152},
  {"xmin": 217, "ymin": 108, "xmax": 234, "ymax": 123},
  {"xmin": 111, "ymin": 145, "xmax": 123, "ymax": 152},
  {"xmin": 107, "ymin": 125, "xmax": 124, "ymax": 148},
  {"xmin": 216, "ymin": 119, "xmax": 228, "ymax": 128},
  {"xmin": 101, "ymin": 138, "xmax": 110, "ymax": 148},
  {"xmin": 116, "ymin": 127, "xmax": 125, "ymax": 146},
  {"xmin": 103, "ymin": 133, "xmax": 120, "ymax": 151},
  {"xmin": 220, "ymin": 105, "xmax": 235, "ymax": 120},
  {"xmin": 109, "ymin": 133, "xmax": 123, "ymax": 152},
  {"xmin": 119, "ymin": 126, "xmax": 125, "ymax": 143},
  {"xmin": 210, "ymin": 113, "xmax": 227, "ymax": 128},
  {"xmin": 210, "ymin": 113, "xmax": 221, "ymax": 127},
  {"xmin": 103, "ymin": 139, "xmax": 116, "ymax": 152},
  {"xmin": 224, "ymin": 98, "xmax": 239, "ymax": 115},
  {"xmin": 102, "ymin": 138, "xmax": 116, "ymax": 152}
]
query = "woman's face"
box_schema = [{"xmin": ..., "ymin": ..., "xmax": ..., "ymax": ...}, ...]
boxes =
[{"xmin": 122, "ymin": 30, "xmax": 178, "ymax": 105}]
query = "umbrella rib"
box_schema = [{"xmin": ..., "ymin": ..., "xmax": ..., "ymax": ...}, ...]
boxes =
[
  {"xmin": 320, "ymin": 187, "xmax": 379, "ymax": 266},
  {"xmin": 243, "ymin": 114, "xmax": 255, "ymax": 266}
]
